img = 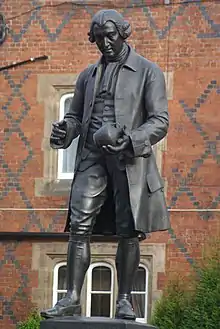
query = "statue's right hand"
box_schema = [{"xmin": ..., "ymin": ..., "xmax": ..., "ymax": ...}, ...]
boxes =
[{"xmin": 50, "ymin": 120, "xmax": 67, "ymax": 148}]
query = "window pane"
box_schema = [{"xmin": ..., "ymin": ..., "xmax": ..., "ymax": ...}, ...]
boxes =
[
  {"xmin": 131, "ymin": 294, "xmax": 145, "ymax": 318},
  {"xmin": 58, "ymin": 266, "xmax": 67, "ymax": 290},
  {"xmin": 91, "ymin": 294, "xmax": 110, "ymax": 317},
  {"xmin": 132, "ymin": 267, "xmax": 146, "ymax": 292},
  {"xmin": 92, "ymin": 266, "xmax": 111, "ymax": 291},
  {"xmin": 58, "ymin": 292, "xmax": 67, "ymax": 300}
]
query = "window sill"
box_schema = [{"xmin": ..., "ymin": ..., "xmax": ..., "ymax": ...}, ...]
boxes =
[{"xmin": 35, "ymin": 178, "xmax": 72, "ymax": 196}]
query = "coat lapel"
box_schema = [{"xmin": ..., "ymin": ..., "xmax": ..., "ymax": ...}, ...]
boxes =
[
  {"xmin": 114, "ymin": 47, "xmax": 139, "ymax": 130},
  {"xmin": 114, "ymin": 69, "xmax": 136, "ymax": 129},
  {"xmin": 82, "ymin": 63, "xmax": 102, "ymax": 124}
]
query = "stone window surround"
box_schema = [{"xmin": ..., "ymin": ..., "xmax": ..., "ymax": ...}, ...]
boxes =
[
  {"xmin": 31, "ymin": 241, "xmax": 166, "ymax": 321},
  {"xmin": 35, "ymin": 72, "xmax": 173, "ymax": 197}
]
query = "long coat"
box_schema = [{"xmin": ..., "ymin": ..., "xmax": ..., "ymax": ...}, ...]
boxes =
[{"xmin": 62, "ymin": 46, "xmax": 170, "ymax": 235}]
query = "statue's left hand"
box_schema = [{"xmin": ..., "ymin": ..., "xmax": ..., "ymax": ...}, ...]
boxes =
[{"xmin": 102, "ymin": 135, "xmax": 131, "ymax": 154}]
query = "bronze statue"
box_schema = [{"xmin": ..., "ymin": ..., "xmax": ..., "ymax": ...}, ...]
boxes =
[{"xmin": 41, "ymin": 9, "xmax": 170, "ymax": 320}]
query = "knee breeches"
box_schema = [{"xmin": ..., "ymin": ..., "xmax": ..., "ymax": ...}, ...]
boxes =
[{"xmin": 68, "ymin": 154, "xmax": 135, "ymax": 237}]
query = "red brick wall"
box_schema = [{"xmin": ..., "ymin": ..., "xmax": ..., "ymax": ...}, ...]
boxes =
[{"xmin": 0, "ymin": 0, "xmax": 220, "ymax": 327}]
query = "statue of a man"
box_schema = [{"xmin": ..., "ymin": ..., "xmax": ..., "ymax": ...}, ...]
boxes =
[{"xmin": 41, "ymin": 9, "xmax": 170, "ymax": 320}]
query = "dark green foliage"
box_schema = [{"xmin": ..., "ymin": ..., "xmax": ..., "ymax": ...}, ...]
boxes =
[
  {"xmin": 151, "ymin": 239, "xmax": 220, "ymax": 329},
  {"xmin": 183, "ymin": 241, "xmax": 220, "ymax": 329},
  {"xmin": 17, "ymin": 311, "xmax": 42, "ymax": 329},
  {"xmin": 150, "ymin": 277, "xmax": 190, "ymax": 329}
]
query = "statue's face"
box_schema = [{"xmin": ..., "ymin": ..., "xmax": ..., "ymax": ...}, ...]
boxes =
[{"xmin": 93, "ymin": 21, "xmax": 124, "ymax": 60}]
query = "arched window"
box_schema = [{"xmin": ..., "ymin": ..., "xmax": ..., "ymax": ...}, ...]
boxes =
[
  {"xmin": 57, "ymin": 93, "xmax": 79, "ymax": 179},
  {"xmin": 53, "ymin": 262, "xmax": 67, "ymax": 305},
  {"xmin": 86, "ymin": 263, "xmax": 114, "ymax": 318},
  {"xmin": 131, "ymin": 264, "xmax": 148, "ymax": 323}
]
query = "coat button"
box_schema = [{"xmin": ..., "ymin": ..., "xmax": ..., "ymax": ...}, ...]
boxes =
[{"xmin": 103, "ymin": 117, "xmax": 108, "ymax": 122}]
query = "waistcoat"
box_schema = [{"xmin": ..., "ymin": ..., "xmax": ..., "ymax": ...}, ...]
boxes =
[{"xmin": 86, "ymin": 62, "xmax": 119, "ymax": 146}]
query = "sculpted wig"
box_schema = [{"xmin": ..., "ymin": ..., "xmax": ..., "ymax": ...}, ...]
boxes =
[{"xmin": 88, "ymin": 9, "xmax": 131, "ymax": 43}]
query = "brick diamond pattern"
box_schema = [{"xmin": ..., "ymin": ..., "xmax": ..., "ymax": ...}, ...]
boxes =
[
  {"xmin": 170, "ymin": 81, "xmax": 220, "ymax": 220},
  {"xmin": 1, "ymin": 70, "xmax": 44, "ymax": 232},
  {"xmin": 197, "ymin": 3, "xmax": 220, "ymax": 38},
  {"xmin": 6, "ymin": 1, "xmax": 220, "ymax": 42},
  {"xmin": 0, "ymin": 242, "xmax": 37, "ymax": 325},
  {"xmin": 0, "ymin": 1, "xmax": 220, "ymax": 326},
  {"xmin": 0, "ymin": 241, "xmax": 37, "ymax": 325}
]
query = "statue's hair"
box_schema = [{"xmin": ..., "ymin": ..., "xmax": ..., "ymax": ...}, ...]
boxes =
[{"xmin": 88, "ymin": 9, "xmax": 131, "ymax": 43}]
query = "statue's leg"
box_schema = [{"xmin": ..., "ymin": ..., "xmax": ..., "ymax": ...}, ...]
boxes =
[
  {"xmin": 105, "ymin": 158, "xmax": 140, "ymax": 320},
  {"xmin": 115, "ymin": 236, "xmax": 140, "ymax": 320},
  {"xmin": 40, "ymin": 162, "xmax": 107, "ymax": 318},
  {"xmin": 65, "ymin": 234, "xmax": 91, "ymax": 312}
]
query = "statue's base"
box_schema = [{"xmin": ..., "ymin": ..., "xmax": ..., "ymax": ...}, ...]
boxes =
[{"xmin": 40, "ymin": 316, "xmax": 157, "ymax": 329}]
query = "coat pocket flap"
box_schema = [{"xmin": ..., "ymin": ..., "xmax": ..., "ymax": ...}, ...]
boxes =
[{"xmin": 147, "ymin": 173, "xmax": 164, "ymax": 193}]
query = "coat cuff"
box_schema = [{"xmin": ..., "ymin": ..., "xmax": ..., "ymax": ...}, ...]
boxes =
[
  {"xmin": 63, "ymin": 119, "xmax": 81, "ymax": 149},
  {"xmin": 129, "ymin": 130, "xmax": 152, "ymax": 158}
]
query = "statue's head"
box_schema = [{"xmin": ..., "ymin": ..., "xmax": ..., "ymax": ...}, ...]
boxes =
[{"xmin": 88, "ymin": 9, "xmax": 131, "ymax": 61}]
